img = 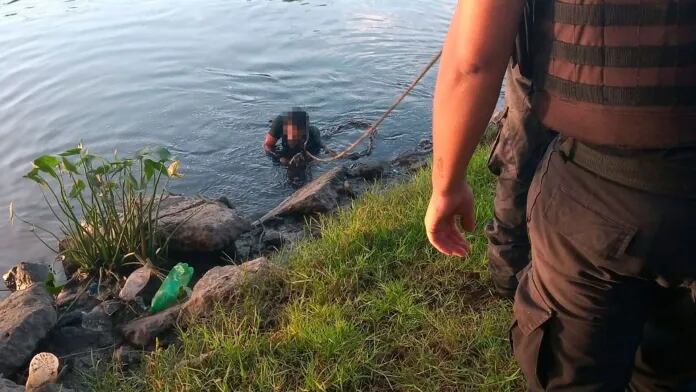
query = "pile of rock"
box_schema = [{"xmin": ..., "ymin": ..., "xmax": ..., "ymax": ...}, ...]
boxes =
[
  {"xmin": 0, "ymin": 257, "xmax": 273, "ymax": 390},
  {"xmin": 0, "ymin": 143, "xmax": 434, "ymax": 389}
]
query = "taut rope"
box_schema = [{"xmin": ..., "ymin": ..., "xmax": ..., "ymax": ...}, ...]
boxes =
[{"xmin": 304, "ymin": 49, "xmax": 442, "ymax": 163}]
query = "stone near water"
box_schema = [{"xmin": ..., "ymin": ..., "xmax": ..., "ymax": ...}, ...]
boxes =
[
  {"xmin": 0, "ymin": 378, "xmax": 24, "ymax": 392},
  {"xmin": 256, "ymin": 167, "xmax": 345, "ymax": 224},
  {"xmin": 113, "ymin": 345, "xmax": 143, "ymax": 368},
  {"xmin": 345, "ymin": 160, "xmax": 388, "ymax": 181},
  {"xmin": 391, "ymin": 150, "xmax": 430, "ymax": 173},
  {"xmin": 118, "ymin": 265, "xmax": 152, "ymax": 302},
  {"xmin": 157, "ymin": 195, "xmax": 252, "ymax": 253},
  {"xmin": 121, "ymin": 304, "xmax": 183, "ymax": 347},
  {"xmin": 0, "ymin": 284, "xmax": 57, "ymax": 377},
  {"xmin": 3, "ymin": 262, "xmax": 50, "ymax": 292},
  {"xmin": 184, "ymin": 257, "xmax": 270, "ymax": 317}
]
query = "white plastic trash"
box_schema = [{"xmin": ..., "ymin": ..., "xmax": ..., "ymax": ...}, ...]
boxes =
[
  {"xmin": 26, "ymin": 352, "xmax": 59, "ymax": 390},
  {"xmin": 119, "ymin": 265, "xmax": 152, "ymax": 301}
]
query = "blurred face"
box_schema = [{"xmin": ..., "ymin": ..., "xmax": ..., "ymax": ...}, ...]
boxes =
[{"xmin": 284, "ymin": 122, "xmax": 304, "ymax": 148}]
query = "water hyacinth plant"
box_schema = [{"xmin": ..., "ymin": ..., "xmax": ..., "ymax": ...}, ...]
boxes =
[{"xmin": 14, "ymin": 144, "xmax": 181, "ymax": 274}]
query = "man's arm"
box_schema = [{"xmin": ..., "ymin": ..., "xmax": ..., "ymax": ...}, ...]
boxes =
[
  {"xmin": 425, "ymin": 0, "xmax": 525, "ymax": 257},
  {"xmin": 264, "ymin": 133, "xmax": 279, "ymax": 157}
]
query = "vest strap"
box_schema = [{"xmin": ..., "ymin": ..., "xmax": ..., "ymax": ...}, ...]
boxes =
[
  {"xmin": 551, "ymin": 40, "xmax": 696, "ymax": 68},
  {"xmin": 539, "ymin": 74, "xmax": 696, "ymax": 106},
  {"xmin": 553, "ymin": 1, "xmax": 696, "ymax": 26}
]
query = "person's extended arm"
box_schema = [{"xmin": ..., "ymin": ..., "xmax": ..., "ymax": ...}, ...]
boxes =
[
  {"xmin": 264, "ymin": 133, "xmax": 279, "ymax": 157},
  {"xmin": 425, "ymin": 0, "xmax": 524, "ymax": 257}
]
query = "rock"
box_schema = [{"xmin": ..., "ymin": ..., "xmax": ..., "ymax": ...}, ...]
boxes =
[
  {"xmin": 0, "ymin": 285, "xmax": 57, "ymax": 377},
  {"xmin": 417, "ymin": 138, "xmax": 433, "ymax": 153},
  {"xmin": 260, "ymin": 227, "xmax": 301, "ymax": 248},
  {"xmin": 255, "ymin": 167, "xmax": 345, "ymax": 224},
  {"xmin": 0, "ymin": 378, "xmax": 23, "ymax": 392},
  {"xmin": 158, "ymin": 196, "xmax": 252, "ymax": 253},
  {"xmin": 41, "ymin": 305, "xmax": 118, "ymax": 358},
  {"xmin": 391, "ymin": 150, "xmax": 431, "ymax": 173},
  {"xmin": 81, "ymin": 305, "xmax": 112, "ymax": 332},
  {"xmin": 113, "ymin": 345, "xmax": 143, "ymax": 368},
  {"xmin": 121, "ymin": 258, "xmax": 273, "ymax": 346},
  {"xmin": 345, "ymin": 160, "xmax": 388, "ymax": 181},
  {"xmin": 3, "ymin": 262, "xmax": 50, "ymax": 292},
  {"xmin": 121, "ymin": 304, "xmax": 183, "ymax": 347},
  {"xmin": 184, "ymin": 257, "xmax": 271, "ymax": 317}
]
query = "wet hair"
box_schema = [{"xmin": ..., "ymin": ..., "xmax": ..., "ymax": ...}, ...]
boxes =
[{"xmin": 286, "ymin": 108, "xmax": 309, "ymax": 134}]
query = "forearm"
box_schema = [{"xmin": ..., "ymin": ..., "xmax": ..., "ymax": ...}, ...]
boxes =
[{"xmin": 431, "ymin": 0, "xmax": 524, "ymax": 195}]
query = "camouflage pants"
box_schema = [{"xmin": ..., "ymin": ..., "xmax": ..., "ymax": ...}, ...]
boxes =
[{"xmin": 485, "ymin": 64, "xmax": 555, "ymax": 297}]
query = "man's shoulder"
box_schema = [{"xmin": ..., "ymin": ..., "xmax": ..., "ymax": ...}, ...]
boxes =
[{"xmin": 269, "ymin": 115, "xmax": 285, "ymax": 137}]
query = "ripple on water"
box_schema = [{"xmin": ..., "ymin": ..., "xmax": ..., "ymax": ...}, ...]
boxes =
[{"xmin": 0, "ymin": 0, "xmax": 475, "ymax": 275}]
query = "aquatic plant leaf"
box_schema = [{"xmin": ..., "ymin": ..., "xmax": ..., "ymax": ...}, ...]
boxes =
[
  {"xmin": 24, "ymin": 168, "xmax": 47, "ymax": 186},
  {"xmin": 61, "ymin": 157, "xmax": 78, "ymax": 173},
  {"xmin": 44, "ymin": 273, "xmax": 63, "ymax": 296},
  {"xmin": 153, "ymin": 147, "xmax": 172, "ymax": 162},
  {"xmin": 135, "ymin": 147, "xmax": 151, "ymax": 159},
  {"xmin": 126, "ymin": 173, "xmax": 142, "ymax": 191},
  {"xmin": 59, "ymin": 147, "xmax": 82, "ymax": 157},
  {"xmin": 144, "ymin": 159, "xmax": 167, "ymax": 180},
  {"xmin": 69, "ymin": 180, "xmax": 86, "ymax": 198},
  {"xmin": 94, "ymin": 164, "xmax": 112, "ymax": 176},
  {"xmin": 33, "ymin": 155, "xmax": 60, "ymax": 178}
]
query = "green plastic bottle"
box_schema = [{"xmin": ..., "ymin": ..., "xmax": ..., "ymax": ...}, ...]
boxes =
[{"xmin": 150, "ymin": 262, "xmax": 194, "ymax": 314}]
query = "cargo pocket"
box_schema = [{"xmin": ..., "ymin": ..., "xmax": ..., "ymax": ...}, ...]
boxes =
[
  {"xmin": 510, "ymin": 271, "xmax": 553, "ymax": 391},
  {"xmin": 486, "ymin": 107, "xmax": 508, "ymax": 175},
  {"xmin": 545, "ymin": 185, "xmax": 638, "ymax": 262}
]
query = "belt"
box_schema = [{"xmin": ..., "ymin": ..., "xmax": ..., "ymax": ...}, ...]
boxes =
[{"xmin": 557, "ymin": 137, "xmax": 696, "ymax": 196}]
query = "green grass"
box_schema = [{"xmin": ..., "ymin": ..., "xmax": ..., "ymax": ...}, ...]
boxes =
[{"xmin": 90, "ymin": 145, "xmax": 523, "ymax": 391}]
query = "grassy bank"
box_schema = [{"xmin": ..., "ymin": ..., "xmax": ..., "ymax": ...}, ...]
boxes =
[{"xmin": 92, "ymin": 145, "xmax": 523, "ymax": 391}]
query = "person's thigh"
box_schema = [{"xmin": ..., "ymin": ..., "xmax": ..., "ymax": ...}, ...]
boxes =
[{"xmin": 511, "ymin": 145, "xmax": 682, "ymax": 391}]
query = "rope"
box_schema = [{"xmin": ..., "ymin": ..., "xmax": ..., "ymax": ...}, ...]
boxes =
[{"xmin": 305, "ymin": 49, "xmax": 442, "ymax": 163}]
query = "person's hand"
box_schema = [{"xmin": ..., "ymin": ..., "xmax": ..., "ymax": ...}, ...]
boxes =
[
  {"xmin": 279, "ymin": 157, "xmax": 289, "ymax": 166},
  {"xmin": 424, "ymin": 182, "xmax": 476, "ymax": 257}
]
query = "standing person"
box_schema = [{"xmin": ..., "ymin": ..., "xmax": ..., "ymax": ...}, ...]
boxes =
[
  {"xmin": 485, "ymin": 7, "xmax": 556, "ymax": 298},
  {"xmin": 425, "ymin": 1, "xmax": 696, "ymax": 390}
]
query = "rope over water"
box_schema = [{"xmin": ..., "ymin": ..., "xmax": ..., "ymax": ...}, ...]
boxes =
[{"xmin": 302, "ymin": 49, "xmax": 443, "ymax": 164}]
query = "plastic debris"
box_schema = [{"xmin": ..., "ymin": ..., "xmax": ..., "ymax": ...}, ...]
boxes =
[
  {"xmin": 118, "ymin": 265, "xmax": 152, "ymax": 302},
  {"xmin": 26, "ymin": 352, "xmax": 59, "ymax": 390},
  {"xmin": 149, "ymin": 263, "xmax": 194, "ymax": 314},
  {"xmin": 49, "ymin": 256, "xmax": 68, "ymax": 287}
]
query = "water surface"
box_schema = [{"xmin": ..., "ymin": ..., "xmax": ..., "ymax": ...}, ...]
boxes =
[{"xmin": 0, "ymin": 0, "xmax": 498, "ymax": 276}]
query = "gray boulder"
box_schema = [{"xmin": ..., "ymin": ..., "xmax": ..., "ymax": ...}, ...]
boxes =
[
  {"xmin": 0, "ymin": 284, "xmax": 57, "ymax": 376},
  {"xmin": 345, "ymin": 160, "xmax": 388, "ymax": 181},
  {"xmin": 391, "ymin": 150, "xmax": 430, "ymax": 173},
  {"xmin": 3, "ymin": 262, "xmax": 50, "ymax": 292},
  {"xmin": 121, "ymin": 304, "xmax": 183, "ymax": 347},
  {"xmin": 0, "ymin": 378, "xmax": 23, "ymax": 392},
  {"xmin": 184, "ymin": 257, "xmax": 270, "ymax": 317},
  {"xmin": 255, "ymin": 167, "xmax": 345, "ymax": 224},
  {"xmin": 157, "ymin": 195, "xmax": 251, "ymax": 253}
]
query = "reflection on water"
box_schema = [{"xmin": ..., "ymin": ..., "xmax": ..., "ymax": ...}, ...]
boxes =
[{"xmin": 0, "ymin": 0, "xmax": 501, "ymax": 274}]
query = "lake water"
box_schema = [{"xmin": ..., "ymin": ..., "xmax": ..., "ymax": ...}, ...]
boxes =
[{"xmin": 0, "ymin": 0, "xmax": 504, "ymax": 277}]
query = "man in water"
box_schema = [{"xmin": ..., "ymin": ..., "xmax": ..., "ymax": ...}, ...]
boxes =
[{"xmin": 263, "ymin": 109, "xmax": 332, "ymax": 166}]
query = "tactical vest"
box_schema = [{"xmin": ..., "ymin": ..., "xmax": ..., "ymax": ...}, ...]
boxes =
[{"xmin": 532, "ymin": 0, "xmax": 696, "ymax": 148}]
